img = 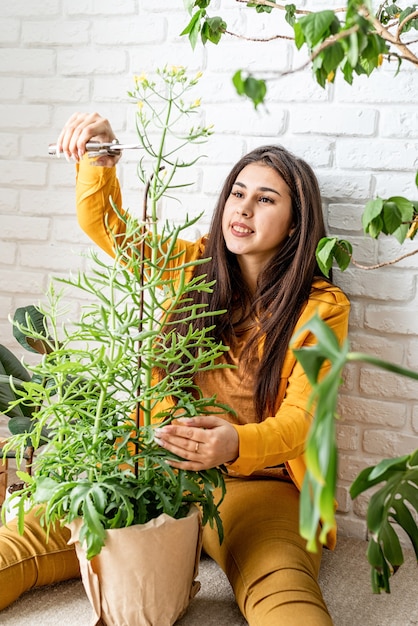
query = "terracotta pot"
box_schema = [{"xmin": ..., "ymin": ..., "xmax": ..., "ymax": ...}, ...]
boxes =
[{"xmin": 67, "ymin": 506, "xmax": 202, "ymax": 626}]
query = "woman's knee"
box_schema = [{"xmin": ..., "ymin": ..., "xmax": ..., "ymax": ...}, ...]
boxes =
[{"xmin": 241, "ymin": 543, "xmax": 332, "ymax": 626}]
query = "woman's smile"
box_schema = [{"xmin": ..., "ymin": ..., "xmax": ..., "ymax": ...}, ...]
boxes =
[{"xmin": 230, "ymin": 221, "xmax": 254, "ymax": 236}]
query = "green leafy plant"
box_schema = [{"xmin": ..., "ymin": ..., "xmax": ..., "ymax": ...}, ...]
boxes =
[
  {"xmin": 299, "ymin": 161, "xmax": 418, "ymax": 595},
  {"xmin": 1, "ymin": 66, "xmax": 232, "ymax": 559},
  {"xmin": 0, "ymin": 306, "xmax": 54, "ymax": 468},
  {"xmin": 293, "ymin": 313, "xmax": 418, "ymax": 592}
]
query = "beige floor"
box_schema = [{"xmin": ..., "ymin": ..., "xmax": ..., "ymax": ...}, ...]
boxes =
[{"xmin": 0, "ymin": 535, "xmax": 417, "ymax": 625}]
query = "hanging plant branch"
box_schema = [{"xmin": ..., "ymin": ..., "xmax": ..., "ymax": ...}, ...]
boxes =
[
  {"xmin": 359, "ymin": 5, "xmax": 418, "ymax": 65},
  {"xmin": 182, "ymin": 1, "xmax": 418, "ymax": 105},
  {"xmin": 316, "ymin": 193, "xmax": 418, "ymax": 276}
]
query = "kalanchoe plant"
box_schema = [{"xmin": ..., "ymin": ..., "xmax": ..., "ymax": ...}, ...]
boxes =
[{"xmin": 2, "ymin": 66, "xmax": 233, "ymax": 559}]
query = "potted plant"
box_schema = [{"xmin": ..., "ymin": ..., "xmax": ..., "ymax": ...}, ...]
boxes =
[{"xmin": 1, "ymin": 66, "xmax": 233, "ymax": 626}]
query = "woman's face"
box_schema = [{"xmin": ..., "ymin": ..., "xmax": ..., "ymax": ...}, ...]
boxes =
[{"xmin": 222, "ymin": 162, "xmax": 294, "ymax": 277}]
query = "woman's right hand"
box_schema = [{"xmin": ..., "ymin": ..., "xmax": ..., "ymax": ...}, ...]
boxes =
[{"xmin": 55, "ymin": 112, "xmax": 121, "ymax": 167}]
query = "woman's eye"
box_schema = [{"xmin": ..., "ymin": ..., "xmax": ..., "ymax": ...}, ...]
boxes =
[
  {"xmin": 260, "ymin": 196, "xmax": 273, "ymax": 203},
  {"xmin": 232, "ymin": 191, "xmax": 243, "ymax": 198}
]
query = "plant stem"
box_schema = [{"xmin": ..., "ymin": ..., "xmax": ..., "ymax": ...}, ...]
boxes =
[
  {"xmin": 141, "ymin": 88, "xmax": 173, "ymax": 428},
  {"xmin": 347, "ymin": 352, "xmax": 418, "ymax": 380},
  {"xmin": 90, "ymin": 266, "xmax": 118, "ymax": 481}
]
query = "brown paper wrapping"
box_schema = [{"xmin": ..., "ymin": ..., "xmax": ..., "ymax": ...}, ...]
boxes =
[{"xmin": 67, "ymin": 506, "xmax": 202, "ymax": 626}]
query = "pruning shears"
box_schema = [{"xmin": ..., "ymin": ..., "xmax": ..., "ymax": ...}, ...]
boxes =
[{"xmin": 48, "ymin": 141, "xmax": 143, "ymax": 157}]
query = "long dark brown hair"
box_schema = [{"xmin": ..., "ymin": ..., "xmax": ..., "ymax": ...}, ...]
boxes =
[{"xmin": 165, "ymin": 145, "xmax": 328, "ymax": 421}]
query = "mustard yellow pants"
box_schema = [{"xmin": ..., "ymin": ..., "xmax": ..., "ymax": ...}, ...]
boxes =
[
  {"xmin": 0, "ymin": 478, "xmax": 332, "ymax": 625},
  {"xmin": 203, "ymin": 477, "xmax": 333, "ymax": 626}
]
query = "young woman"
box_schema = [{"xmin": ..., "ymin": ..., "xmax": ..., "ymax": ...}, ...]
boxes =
[{"xmin": 0, "ymin": 113, "xmax": 350, "ymax": 625}]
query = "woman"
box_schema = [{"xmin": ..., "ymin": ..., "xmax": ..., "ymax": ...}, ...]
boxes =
[{"xmin": 0, "ymin": 113, "xmax": 349, "ymax": 624}]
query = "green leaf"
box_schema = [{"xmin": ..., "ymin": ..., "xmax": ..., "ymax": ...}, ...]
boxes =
[
  {"xmin": 350, "ymin": 464, "xmax": 391, "ymax": 499},
  {"xmin": 292, "ymin": 347, "xmax": 327, "ymax": 386},
  {"xmin": 0, "ymin": 344, "xmax": 31, "ymax": 382},
  {"xmin": 368, "ymin": 455, "xmax": 409, "ymax": 481},
  {"xmin": 180, "ymin": 9, "xmax": 205, "ymax": 49},
  {"xmin": 362, "ymin": 197, "xmax": 384, "ymax": 232},
  {"xmin": 82, "ymin": 496, "xmax": 107, "ymax": 559},
  {"xmin": 366, "ymin": 537, "xmax": 385, "ymax": 570},
  {"xmin": 377, "ymin": 197, "xmax": 414, "ymax": 242},
  {"xmin": 359, "ymin": 32, "xmax": 389, "ymax": 76},
  {"xmin": 0, "ymin": 364, "xmax": 25, "ymax": 419},
  {"xmin": 293, "ymin": 21, "xmax": 305, "ymax": 49},
  {"xmin": 333, "ymin": 239, "xmax": 352, "ymax": 272},
  {"xmin": 285, "ymin": 4, "xmax": 296, "ymax": 26},
  {"xmin": 247, "ymin": 1, "xmax": 275, "ymax": 14},
  {"xmin": 300, "ymin": 474, "xmax": 323, "ymax": 551},
  {"xmin": 297, "ymin": 312, "xmax": 344, "ymax": 360},
  {"xmin": 362, "ymin": 197, "xmax": 390, "ymax": 238},
  {"xmin": 321, "ymin": 42, "xmax": 345, "ymax": 74},
  {"xmin": 315, "ymin": 237, "xmax": 336, "ymax": 277},
  {"xmin": 13, "ymin": 306, "xmax": 50, "ymax": 354},
  {"xmin": 317, "ymin": 237, "xmax": 352, "ymax": 275},
  {"xmin": 386, "ymin": 196, "xmax": 414, "ymax": 223},
  {"xmin": 232, "ymin": 70, "xmax": 266, "ymax": 108},
  {"xmin": 398, "ymin": 481, "xmax": 418, "ymax": 511},
  {"xmin": 232, "ymin": 70, "xmax": 245, "ymax": 95},
  {"xmin": 380, "ymin": 521, "xmax": 404, "ymax": 568},
  {"xmin": 392, "ymin": 499, "xmax": 418, "ymax": 560},
  {"xmin": 382, "ymin": 201, "xmax": 402, "ymax": 234},
  {"xmin": 297, "ymin": 11, "xmax": 337, "ymax": 48},
  {"xmin": 347, "ymin": 31, "xmax": 359, "ymax": 66},
  {"xmin": 8, "ymin": 415, "xmax": 33, "ymax": 435},
  {"xmin": 244, "ymin": 76, "xmax": 267, "ymax": 108},
  {"xmin": 398, "ymin": 7, "xmax": 416, "ymax": 32},
  {"xmin": 33, "ymin": 476, "xmax": 61, "ymax": 503},
  {"xmin": 201, "ymin": 16, "xmax": 226, "ymax": 45}
]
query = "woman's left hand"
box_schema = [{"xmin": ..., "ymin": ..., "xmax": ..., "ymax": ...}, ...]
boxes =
[{"xmin": 154, "ymin": 415, "xmax": 239, "ymax": 471}]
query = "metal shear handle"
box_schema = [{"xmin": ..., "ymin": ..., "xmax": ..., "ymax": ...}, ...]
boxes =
[{"xmin": 48, "ymin": 141, "xmax": 143, "ymax": 157}]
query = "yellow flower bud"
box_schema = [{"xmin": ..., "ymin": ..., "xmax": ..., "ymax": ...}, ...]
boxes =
[{"xmin": 134, "ymin": 72, "xmax": 148, "ymax": 86}]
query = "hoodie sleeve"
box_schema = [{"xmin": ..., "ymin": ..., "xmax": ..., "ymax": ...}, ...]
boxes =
[{"xmin": 75, "ymin": 158, "xmax": 125, "ymax": 258}]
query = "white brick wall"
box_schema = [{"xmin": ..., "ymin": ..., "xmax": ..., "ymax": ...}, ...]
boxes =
[{"xmin": 1, "ymin": 0, "xmax": 417, "ymax": 540}]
